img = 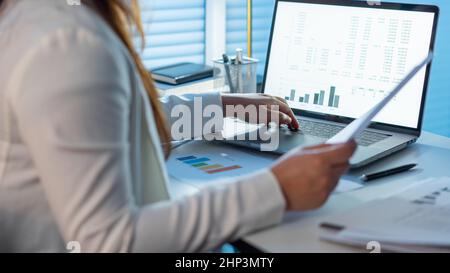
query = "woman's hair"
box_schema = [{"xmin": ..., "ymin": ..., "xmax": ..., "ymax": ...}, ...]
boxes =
[{"xmin": 0, "ymin": 0, "xmax": 171, "ymax": 157}]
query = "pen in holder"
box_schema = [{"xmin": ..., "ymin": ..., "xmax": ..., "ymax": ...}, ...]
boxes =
[{"xmin": 213, "ymin": 53, "xmax": 259, "ymax": 94}]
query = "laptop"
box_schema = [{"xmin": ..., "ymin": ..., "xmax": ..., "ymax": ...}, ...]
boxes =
[{"xmin": 223, "ymin": 0, "xmax": 439, "ymax": 168}]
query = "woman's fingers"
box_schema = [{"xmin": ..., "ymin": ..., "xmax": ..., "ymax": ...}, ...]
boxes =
[
  {"xmin": 302, "ymin": 143, "xmax": 332, "ymax": 151},
  {"xmin": 324, "ymin": 142, "xmax": 357, "ymax": 165},
  {"xmin": 263, "ymin": 106, "xmax": 293, "ymax": 125},
  {"xmin": 223, "ymin": 93, "xmax": 300, "ymax": 129},
  {"xmin": 276, "ymin": 111, "xmax": 293, "ymax": 125},
  {"xmin": 271, "ymin": 96, "xmax": 300, "ymax": 129},
  {"xmin": 304, "ymin": 142, "xmax": 356, "ymax": 165},
  {"xmin": 331, "ymin": 163, "xmax": 351, "ymax": 177},
  {"xmin": 326, "ymin": 173, "xmax": 343, "ymax": 193}
]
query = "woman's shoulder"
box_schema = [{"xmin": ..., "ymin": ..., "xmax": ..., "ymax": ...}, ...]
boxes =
[
  {"xmin": 1, "ymin": 1, "xmax": 134, "ymax": 111},
  {"xmin": 1, "ymin": 0, "xmax": 129, "ymax": 63}
]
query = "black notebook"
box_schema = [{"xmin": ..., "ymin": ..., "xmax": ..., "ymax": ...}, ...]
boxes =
[{"xmin": 151, "ymin": 62, "xmax": 214, "ymax": 85}]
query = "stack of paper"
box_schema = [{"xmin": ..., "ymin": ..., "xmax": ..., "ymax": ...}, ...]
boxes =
[{"xmin": 320, "ymin": 177, "xmax": 450, "ymax": 253}]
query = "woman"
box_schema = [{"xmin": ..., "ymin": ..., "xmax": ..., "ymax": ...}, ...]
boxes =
[{"xmin": 0, "ymin": 0, "xmax": 356, "ymax": 252}]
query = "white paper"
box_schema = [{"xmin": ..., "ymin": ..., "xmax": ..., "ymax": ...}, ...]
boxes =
[
  {"xmin": 168, "ymin": 140, "xmax": 364, "ymax": 194},
  {"xmin": 167, "ymin": 147, "xmax": 273, "ymax": 183},
  {"xmin": 321, "ymin": 177, "xmax": 450, "ymax": 250},
  {"xmin": 335, "ymin": 179, "xmax": 363, "ymax": 194},
  {"xmin": 327, "ymin": 52, "xmax": 433, "ymax": 144},
  {"xmin": 321, "ymin": 229, "xmax": 450, "ymax": 253}
]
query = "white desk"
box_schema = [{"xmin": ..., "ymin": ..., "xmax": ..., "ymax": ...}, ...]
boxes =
[
  {"xmin": 168, "ymin": 132, "xmax": 450, "ymax": 252},
  {"xmin": 242, "ymin": 132, "xmax": 450, "ymax": 253}
]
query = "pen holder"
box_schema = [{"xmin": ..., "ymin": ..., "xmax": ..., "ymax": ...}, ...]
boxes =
[{"xmin": 213, "ymin": 57, "xmax": 259, "ymax": 94}]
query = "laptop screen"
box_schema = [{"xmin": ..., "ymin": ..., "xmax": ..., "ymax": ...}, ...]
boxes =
[{"xmin": 264, "ymin": 1, "xmax": 437, "ymax": 129}]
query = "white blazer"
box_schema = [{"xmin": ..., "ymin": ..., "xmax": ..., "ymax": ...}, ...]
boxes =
[{"xmin": 0, "ymin": 0, "xmax": 285, "ymax": 252}]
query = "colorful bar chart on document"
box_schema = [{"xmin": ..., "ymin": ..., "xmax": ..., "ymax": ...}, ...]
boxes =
[
  {"xmin": 167, "ymin": 140, "xmax": 362, "ymax": 193},
  {"xmin": 166, "ymin": 142, "xmax": 274, "ymax": 183},
  {"xmin": 176, "ymin": 155, "xmax": 242, "ymax": 175}
]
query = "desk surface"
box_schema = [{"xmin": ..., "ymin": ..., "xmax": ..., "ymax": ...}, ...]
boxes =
[
  {"xmin": 242, "ymin": 132, "xmax": 450, "ymax": 253},
  {"xmin": 168, "ymin": 132, "xmax": 450, "ymax": 253}
]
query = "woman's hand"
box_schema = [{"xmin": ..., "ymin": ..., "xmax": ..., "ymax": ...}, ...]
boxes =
[
  {"xmin": 271, "ymin": 141, "xmax": 357, "ymax": 211},
  {"xmin": 221, "ymin": 93, "xmax": 300, "ymax": 130}
]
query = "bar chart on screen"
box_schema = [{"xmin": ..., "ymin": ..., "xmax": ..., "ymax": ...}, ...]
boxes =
[{"xmin": 285, "ymin": 85, "xmax": 341, "ymax": 108}]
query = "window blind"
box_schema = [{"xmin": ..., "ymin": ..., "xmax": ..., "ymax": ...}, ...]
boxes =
[
  {"xmin": 137, "ymin": 0, "xmax": 206, "ymax": 69},
  {"xmin": 226, "ymin": 0, "xmax": 275, "ymax": 75}
]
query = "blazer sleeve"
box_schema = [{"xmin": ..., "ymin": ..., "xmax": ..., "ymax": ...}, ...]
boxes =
[
  {"xmin": 160, "ymin": 92, "xmax": 224, "ymax": 139},
  {"xmin": 11, "ymin": 27, "xmax": 286, "ymax": 253}
]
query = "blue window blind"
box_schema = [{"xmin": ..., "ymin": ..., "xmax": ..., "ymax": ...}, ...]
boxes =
[
  {"xmin": 137, "ymin": 0, "xmax": 206, "ymax": 69},
  {"xmin": 226, "ymin": 0, "xmax": 449, "ymax": 137},
  {"xmin": 226, "ymin": 0, "xmax": 275, "ymax": 75}
]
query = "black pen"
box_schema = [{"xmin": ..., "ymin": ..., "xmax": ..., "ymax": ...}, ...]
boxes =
[{"xmin": 360, "ymin": 164, "xmax": 417, "ymax": 182}]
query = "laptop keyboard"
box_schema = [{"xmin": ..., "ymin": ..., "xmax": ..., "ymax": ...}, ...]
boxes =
[{"xmin": 298, "ymin": 119, "xmax": 391, "ymax": 147}]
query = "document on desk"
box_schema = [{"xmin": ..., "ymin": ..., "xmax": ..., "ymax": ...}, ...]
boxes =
[
  {"xmin": 320, "ymin": 177, "xmax": 450, "ymax": 252},
  {"xmin": 167, "ymin": 147, "xmax": 273, "ymax": 182},
  {"xmin": 167, "ymin": 140, "xmax": 362, "ymax": 193},
  {"xmin": 327, "ymin": 52, "xmax": 433, "ymax": 144}
]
